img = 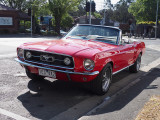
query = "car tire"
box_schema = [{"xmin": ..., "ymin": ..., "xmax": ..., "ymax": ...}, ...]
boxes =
[
  {"xmin": 90, "ymin": 63, "xmax": 112, "ymax": 95},
  {"xmin": 129, "ymin": 54, "xmax": 141, "ymax": 73},
  {"xmin": 26, "ymin": 68, "xmax": 44, "ymax": 81}
]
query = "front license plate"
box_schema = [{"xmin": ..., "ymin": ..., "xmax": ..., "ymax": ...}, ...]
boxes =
[{"xmin": 38, "ymin": 69, "xmax": 56, "ymax": 78}]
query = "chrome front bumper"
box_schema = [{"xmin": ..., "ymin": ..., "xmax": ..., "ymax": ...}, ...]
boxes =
[{"xmin": 15, "ymin": 58, "xmax": 99, "ymax": 76}]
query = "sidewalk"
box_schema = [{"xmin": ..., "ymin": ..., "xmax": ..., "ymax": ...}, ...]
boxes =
[{"xmin": 80, "ymin": 65, "xmax": 160, "ymax": 120}]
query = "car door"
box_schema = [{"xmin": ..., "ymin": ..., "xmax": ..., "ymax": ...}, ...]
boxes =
[
  {"xmin": 124, "ymin": 43, "xmax": 136, "ymax": 65},
  {"xmin": 114, "ymin": 43, "xmax": 135, "ymax": 71}
]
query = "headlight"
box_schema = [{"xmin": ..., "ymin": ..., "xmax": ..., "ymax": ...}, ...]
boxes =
[
  {"xmin": 26, "ymin": 51, "xmax": 32, "ymax": 59},
  {"xmin": 84, "ymin": 59, "xmax": 95, "ymax": 71},
  {"xmin": 64, "ymin": 57, "xmax": 71, "ymax": 65},
  {"xmin": 17, "ymin": 48, "xmax": 24, "ymax": 58}
]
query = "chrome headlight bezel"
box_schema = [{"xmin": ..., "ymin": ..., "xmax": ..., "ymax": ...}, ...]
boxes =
[
  {"xmin": 26, "ymin": 51, "xmax": 32, "ymax": 59},
  {"xmin": 84, "ymin": 59, "xmax": 95, "ymax": 71},
  {"xmin": 17, "ymin": 48, "xmax": 24, "ymax": 58},
  {"xmin": 64, "ymin": 57, "xmax": 71, "ymax": 65}
]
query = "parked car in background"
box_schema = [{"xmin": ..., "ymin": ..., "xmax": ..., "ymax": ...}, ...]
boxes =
[
  {"xmin": 25, "ymin": 28, "xmax": 32, "ymax": 32},
  {"xmin": 60, "ymin": 30, "xmax": 67, "ymax": 36},
  {"xmin": 15, "ymin": 24, "xmax": 145, "ymax": 95}
]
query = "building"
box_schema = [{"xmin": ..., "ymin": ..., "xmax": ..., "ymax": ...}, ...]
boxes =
[{"xmin": 0, "ymin": 4, "xmax": 30, "ymax": 33}]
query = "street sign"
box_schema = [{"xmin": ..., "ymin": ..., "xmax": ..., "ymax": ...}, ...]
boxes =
[{"xmin": 0, "ymin": 17, "xmax": 13, "ymax": 26}]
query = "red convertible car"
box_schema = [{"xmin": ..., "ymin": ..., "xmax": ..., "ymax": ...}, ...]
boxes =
[{"xmin": 15, "ymin": 24, "xmax": 145, "ymax": 95}]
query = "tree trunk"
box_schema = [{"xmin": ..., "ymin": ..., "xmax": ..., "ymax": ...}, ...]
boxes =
[{"xmin": 55, "ymin": 16, "xmax": 61, "ymax": 35}]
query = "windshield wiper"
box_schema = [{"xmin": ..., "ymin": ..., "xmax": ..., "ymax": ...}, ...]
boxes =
[
  {"xmin": 94, "ymin": 36, "xmax": 116, "ymax": 44},
  {"xmin": 66, "ymin": 35, "xmax": 88, "ymax": 40}
]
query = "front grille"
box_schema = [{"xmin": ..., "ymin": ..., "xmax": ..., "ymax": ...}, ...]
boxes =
[{"xmin": 24, "ymin": 50, "xmax": 74, "ymax": 68}]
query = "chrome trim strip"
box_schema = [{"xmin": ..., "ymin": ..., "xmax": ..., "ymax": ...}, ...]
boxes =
[
  {"xmin": 24, "ymin": 60, "xmax": 74, "ymax": 70},
  {"xmin": 15, "ymin": 58, "xmax": 99, "ymax": 76},
  {"xmin": 112, "ymin": 64, "xmax": 134, "ymax": 75}
]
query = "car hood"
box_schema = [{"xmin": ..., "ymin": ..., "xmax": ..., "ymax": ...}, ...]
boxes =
[{"xmin": 22, "ymin": 39, "xmax": 116, "ymax": 56}]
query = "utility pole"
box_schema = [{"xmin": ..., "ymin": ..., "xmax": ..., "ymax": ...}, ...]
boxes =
[
  {"xmin": 89, "ymin": 0, "xmax": 92, "ymax": 24},
  {"xmin": 31, "ymin": 5, "xmax": 32, "ymax": 37},
  {"xmin": 155, "ymin": 0, "xmax": 159, "ymax": 39},
  {"xmin": 103, "ymin": 0, "xmax": 106, "ymax": 25}
]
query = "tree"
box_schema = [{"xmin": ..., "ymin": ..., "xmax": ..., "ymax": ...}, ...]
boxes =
[
  {"xmin": 0, "ymin": 0, "xmax": 48, "ymax": 14},
  {"xmin": 0, "ymin": 0, "xmax": 28, "ymax": 11},
  {"xmin": 128, "ymin": 0, "xmax": 158, "ymax": 22},
  {"xmin": 69, "ymin": 0, "xmax": 86, "ymax": 17},
  {"xmin": 61, "ymin": 14, "xmax": 73, "ymax": 30},
  {"xmin": 106, "ymin": 0, "xmax": 113, "ymax": 9},
  {"xmin": 28, "ymin": 0, "xmax": 49, "ymax": 17},
  {"xmin": 112, "ymin": 0, "xmax": 134, "ymax": 23},
  {"xmin": 93, "ymin": 12, "xmax": 102, "ymax": 19},
  {"xmin": 49, "ymin": 0, "xmax": 82, "ymax": 34},
  {"xmin": 69, "ymin": 4, "xmax": 86, "ymax": 17}
]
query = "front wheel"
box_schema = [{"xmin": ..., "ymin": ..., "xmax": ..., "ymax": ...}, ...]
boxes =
[
  {"xmin": 129, "ymin": 54, "xmax": 141, "ymax": 73},
  {"xmin": 90, "ymin": 63, "xmax": 112, "ymax": 95}
]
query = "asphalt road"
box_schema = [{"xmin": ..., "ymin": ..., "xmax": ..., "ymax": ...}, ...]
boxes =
[
  {"xmin": 0, "ymin": 37, "xmax": 160, "ymax": 120},
  {"xmin": 0, "ymin": 37, "xmax": 57, "ymax": 57}
]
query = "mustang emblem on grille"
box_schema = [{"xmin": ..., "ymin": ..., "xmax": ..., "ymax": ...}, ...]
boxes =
[{"xmin": 40, "ymin": 55, "xmax": 55, "ymax": 62}]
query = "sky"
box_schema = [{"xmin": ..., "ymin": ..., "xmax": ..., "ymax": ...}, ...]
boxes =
[{"xmin": 94, "ymin": 0, "xmax": 120, "ymax": 11}]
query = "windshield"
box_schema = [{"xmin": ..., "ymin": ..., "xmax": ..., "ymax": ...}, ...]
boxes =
[{"xmin": 63, "ymin": 25, "xmax": 120, "ymax": 45}]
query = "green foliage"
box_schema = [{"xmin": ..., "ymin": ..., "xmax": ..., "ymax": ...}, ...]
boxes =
[
  {"xmin": 69, "ymin": 4, "xmax": 86, "ymax": 17},
  {"xmin": 48, "ymin": 0, "xmax": 82, "ymax": 34},
  {"xmin": 93, "ymin": 12, "xmax": 102, "ymax": 19},
  {"xmin": 112, "ymin": 1, "xmax": 133, "ymax": 23},
  {"xmin": 128, "ymin": 0, "xmax": 158, "ymax": 22},
  {"xmin": 61, "ymin": 14, "xmax": 73, "ymax": 29},
  {"xmin": 137, "ymin": 21, "xmax": 160, "ymax": 25},
  {"xmin": 49, "ymin": 0, "xmax": 81, "ymax": 18},
  {"xmin": 1, "ymin": 0, "xmax": 28, "ymax": 11},
  {"xmin": 26, "ymin": 0, "xmax": 48, "ymax": 16},
  {"xmin": 25, "ymin": 21, "xmax": 31, "ymax": 29},
  {"xmin": 0, "ymin": 0, "xmax": 28, "ymax": 11},
  {"xmin": 40, "ymin": 30, "xmax": 58, "ymax": 36}
]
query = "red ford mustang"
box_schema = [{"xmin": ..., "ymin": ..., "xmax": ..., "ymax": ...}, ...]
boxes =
[{"xmin": 15, "ymin": 24, "xmax": 145, "ymax": 95}]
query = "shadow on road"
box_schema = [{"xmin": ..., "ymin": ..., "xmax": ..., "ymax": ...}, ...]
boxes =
[
  {"xmin": 90, "ymin": 67, "xmax": 160, "ymax": 116},
  {"xmin": 16, "ymin": 67, "xmax": 159, "ymax": 120},
  {"xmin": 17, "ymin": 79, "xmax": 93, "ymax": 120}
]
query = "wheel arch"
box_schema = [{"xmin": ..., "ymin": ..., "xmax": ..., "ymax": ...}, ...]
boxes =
[{"xmin": 101, "ymin": 58, "xmax": 114, "ymax": 72}]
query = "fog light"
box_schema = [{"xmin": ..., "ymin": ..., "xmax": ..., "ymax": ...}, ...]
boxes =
[
  {"xmin": 64, "ymin": 57, "xmax": 71, "ymax": 65},
  {"xmin": 26, "ymin": 52, "xmax": 32, "ymax": 59}
]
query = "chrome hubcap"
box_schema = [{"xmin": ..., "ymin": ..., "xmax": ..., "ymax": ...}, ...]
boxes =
[
  {"xmin": 102, "ymin": 69, "xmax": 110, "ymax": 92},
  {"xmin": 137, "ymin": 56, "xmax": 141, "ymax": 71}
]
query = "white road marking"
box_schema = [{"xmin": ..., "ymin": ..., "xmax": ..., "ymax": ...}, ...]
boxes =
[
  {"xmin": 147, "ymin": 45, "xmax": 160, "ymax": 51},
  {"xmin": 0, "ymin": 108, "xmax": 30, "ymax": 120},
  {"xmin": 140, "ymin": 57, "xmax": 160, "ymax": 72}
]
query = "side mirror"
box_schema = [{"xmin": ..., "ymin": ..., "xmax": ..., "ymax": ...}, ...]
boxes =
[
  {"xmin": 120, "ymin": 38, "xmax": 129, "ymax": 45},
  {"xmin": 122, "ymin": 38, "xmax": 130, "ymax": 44}
]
